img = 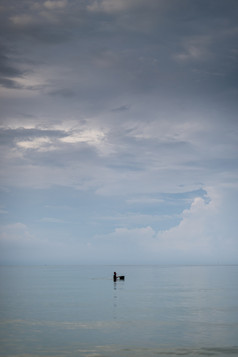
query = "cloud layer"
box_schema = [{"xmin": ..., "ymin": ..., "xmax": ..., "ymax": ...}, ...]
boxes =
[{"xmin": 0, "ymin": 0, "xmax": 238, "ymax": 264}]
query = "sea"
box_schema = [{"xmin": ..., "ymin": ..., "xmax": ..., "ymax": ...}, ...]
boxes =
[{"xmin": 0, "ymin": 265, "xmax": 238, "ymax": 357}]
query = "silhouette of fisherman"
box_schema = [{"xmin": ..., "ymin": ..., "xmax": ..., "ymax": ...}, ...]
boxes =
[{"xmin": 113, "ymin": 272, "xmax": 125, "ymax": 281}]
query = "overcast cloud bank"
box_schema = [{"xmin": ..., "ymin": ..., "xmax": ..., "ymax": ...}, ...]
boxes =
[{"xmin": 0, "ymin": 0, "xmax": 238, "ymax": 265}]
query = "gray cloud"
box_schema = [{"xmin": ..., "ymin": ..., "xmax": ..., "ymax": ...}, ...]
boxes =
[
  {"xmin": 111, "ymin": 105, "xmax": 130, "ymax": 112},
  {"xmin": 0, "ymin": 127, "xmax": 68, "ymax": 145},
  {"xmin": 0, "ymin": 47, "xmax": 25, "ymax": 88},
  {"xmin": 0, "ymin": 0, "xmax": 238, "ymax": 264},
  {"xmin": 0, "ymin": 53, "xmax": 22, "ymax": 78},
  {"xmin": 48, "ymin": 88, "xmax": 75, "ymax": 98}
]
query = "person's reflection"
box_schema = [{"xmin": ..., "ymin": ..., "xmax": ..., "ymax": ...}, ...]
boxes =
[{"xmin": 113, "ymin": 282, "xmax": 117, "ymax": 319}]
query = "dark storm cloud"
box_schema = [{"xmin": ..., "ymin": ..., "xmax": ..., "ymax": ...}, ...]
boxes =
[
  {"xmin": 80, "ymin": 0, "xmax": 238, "ymax": 111},
  {"xmin": 1, "ymin": 0, "xmax": 237, "ymax": 102},
  {"xmin": 0, "ymin": 77, "xmax": 22, "ymax": 89},
  {"xmin": 0, "ymin": 1, "xmax": 73, "ymax": 89},
  {"xmin": 0, "ymin": 52, "xmax": 22, "ymax": 78},
  {"xmin": 0, "ymin": 0, "xmax": 72, "ymax": 43},
  {"xmin": 0, "ymin": 47, "xmax": 25, "ymax": 88}
]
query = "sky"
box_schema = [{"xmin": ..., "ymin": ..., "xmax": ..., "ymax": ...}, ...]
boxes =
[{"xmin": 0, "ymin": 0, "xmax": 238, "ymax": 265}]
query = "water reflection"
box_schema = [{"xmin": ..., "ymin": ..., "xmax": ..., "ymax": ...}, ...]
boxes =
[
  {"xmin": 113, "ymin": 279, "xmax": 125, "ymax": 320},
  {"xmin": 113, "ymin": 282, "xmax": 117, "ymax": 319}
]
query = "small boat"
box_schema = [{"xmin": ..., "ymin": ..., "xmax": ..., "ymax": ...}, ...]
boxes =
[{"xmin": 113, "ymin": 272, "xmax": 125, "ymax": 281}]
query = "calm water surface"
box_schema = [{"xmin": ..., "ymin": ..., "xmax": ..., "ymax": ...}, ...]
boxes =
[{"xmin": 0, "ymin": 265, "xmax": 238, "ymax": 356}]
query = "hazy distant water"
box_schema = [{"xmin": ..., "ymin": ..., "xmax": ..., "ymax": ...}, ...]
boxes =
[{"xmin": 0, "ymin": 265, "xmax": 238, "ymax": 357}]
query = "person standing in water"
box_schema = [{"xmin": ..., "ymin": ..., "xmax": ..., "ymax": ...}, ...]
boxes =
[{"xmin": 113, "ymin": 272, "xmax": 117, "ymax": 282}]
